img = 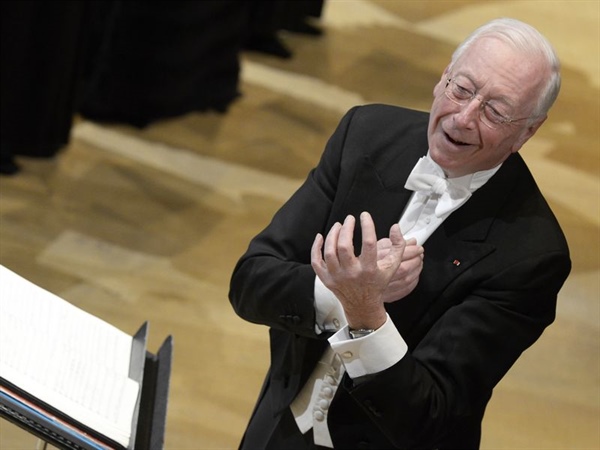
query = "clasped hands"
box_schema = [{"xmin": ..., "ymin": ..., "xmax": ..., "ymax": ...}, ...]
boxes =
[{"xmin": 311, "ymin": 212, "xmax": 424, "ymax": 331}]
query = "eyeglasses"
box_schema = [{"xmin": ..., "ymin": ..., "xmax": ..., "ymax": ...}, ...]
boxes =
[{"xmin": 444, "ymin": 78, "xmax": 530, "ymax": 129}]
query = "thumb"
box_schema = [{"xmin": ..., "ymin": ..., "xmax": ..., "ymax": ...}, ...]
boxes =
[
  {"xmin": 389, "ymin": 223, "xmax": 405, "ymax": 251},
  {"xmin": 378, "ymin": 224, "xmax": 405, "ymax": 271}
]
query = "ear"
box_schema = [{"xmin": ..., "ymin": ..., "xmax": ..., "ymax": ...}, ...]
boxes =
[{"xmin": 510, "ymin": 115, "xmax": 547, "ymax": 153}]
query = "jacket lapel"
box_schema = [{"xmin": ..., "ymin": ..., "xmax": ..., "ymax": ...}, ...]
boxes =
[
  {"xmin": 386, "ymin": 155, "xmax": 521, "ymax": 341},
  {"xmin": 334, "ymin": 153, "xmax": 420, "ymax": 244}
]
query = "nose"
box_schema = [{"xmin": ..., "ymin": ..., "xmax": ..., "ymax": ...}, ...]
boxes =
[{"xmin": 454, "ymin": 95, "xmax": 483, "ymax": 128}]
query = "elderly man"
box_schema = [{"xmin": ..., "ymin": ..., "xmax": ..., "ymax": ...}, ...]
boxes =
[{"xmin": 229, "ymin": 17, "xmax": 571, "ymax": 449}]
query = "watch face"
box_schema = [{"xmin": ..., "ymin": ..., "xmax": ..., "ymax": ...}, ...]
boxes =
[{"xmin": 349, "ymin": 329, "xmax": 375, "ymax": 339}]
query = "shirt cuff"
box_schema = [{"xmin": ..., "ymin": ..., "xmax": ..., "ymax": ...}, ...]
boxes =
[
  {"xmin": 328, "ymin": 314, "xmax": 408, "ymax": 378},
  {"xmin": 314, "ymin": 276, "xmax": 347, "ymax": 334}
]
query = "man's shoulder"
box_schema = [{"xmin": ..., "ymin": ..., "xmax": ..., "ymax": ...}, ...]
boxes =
[
  {"xmin": 351, "ymin": 104, "xmax": 429, "ymax": 122},
  {"xmin": 343, "ymin": 104, "xmax": 429, "ymax": 152},
  {"xmin": 347, "ymin": 104, "xmax": 430, "ymax": 140}
]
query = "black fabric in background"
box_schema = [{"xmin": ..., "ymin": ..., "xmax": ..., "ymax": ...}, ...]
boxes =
[
  {"xmin": 0, "ymin": 0, "xmax": 327, "ymax": 174},
  {"xmin": 0, "ymin": 0, "xmax": 90, "ymax": 167},
  {"xmin": 80, "ymin": 1, "xmax": 247, "ymax": 128}
]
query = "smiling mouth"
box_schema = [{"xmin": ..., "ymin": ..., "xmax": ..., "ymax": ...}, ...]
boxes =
[{"xmin": 445, "ymin": 132, "xmax": 470, "ymax": 146}]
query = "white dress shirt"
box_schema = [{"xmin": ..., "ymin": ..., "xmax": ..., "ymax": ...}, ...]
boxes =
[{"xmin": 291, "ymin": 154, "xmax": 500, "ymax": 447}]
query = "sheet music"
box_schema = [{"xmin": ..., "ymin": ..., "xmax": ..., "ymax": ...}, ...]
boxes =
[{"xmin": 0, "ymin": 265, "xmax": 139, "ymax": 447}]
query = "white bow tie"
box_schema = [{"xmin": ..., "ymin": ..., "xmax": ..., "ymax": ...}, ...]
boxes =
[{"xmin": 404, "ymin": 156, "xmax": 472, "ymax": 217}]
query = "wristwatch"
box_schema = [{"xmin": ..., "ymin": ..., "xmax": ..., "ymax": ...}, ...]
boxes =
[{"xmin": 349, "ymin": 328, "xmax": 375, "ymax": 339}]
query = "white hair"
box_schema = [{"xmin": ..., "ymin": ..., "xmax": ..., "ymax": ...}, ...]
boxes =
[{"xmin": 450, "ymin": 18, "xmax": 561, "ymax": 120}]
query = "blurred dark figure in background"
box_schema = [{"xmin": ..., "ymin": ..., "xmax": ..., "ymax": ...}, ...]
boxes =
[
  {"xmin": 0, "ymin": 0, "xmax": 327, "ymax": 173},
  {"xmin": 0, "ymin": 0, "xmax": 91, "ymax": 175},
  {"xmin": 281, "ymin": 0, "xmax": 325, "ymax": 36},
  {"xmin": 243, "ymin": 0, "xmax": 325, "ymax": 59},
  {"xmin": 80, "ymin": 1, "xmax": 246, "ymax": 128}
]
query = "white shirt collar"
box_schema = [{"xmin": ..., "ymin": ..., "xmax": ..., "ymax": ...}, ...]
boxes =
[{"xmin": 425, "ymin": 151, "xmax": 501, "ymax": 192}]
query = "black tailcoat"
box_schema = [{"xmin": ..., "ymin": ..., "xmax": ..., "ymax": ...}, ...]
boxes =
[{"xmin": 229, "ymin": 104, "xmax": 571, "ymax": 449}]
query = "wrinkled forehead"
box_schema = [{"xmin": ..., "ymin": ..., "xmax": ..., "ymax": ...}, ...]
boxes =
[{"xmin": 450, "ymin": 37, "xmax": 548, "ymax": 106}]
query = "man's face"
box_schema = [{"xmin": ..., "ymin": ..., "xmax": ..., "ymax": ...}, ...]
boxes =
[{"xmin": 427, "ymin": 37, "xmax": 549, "ymax": 178}]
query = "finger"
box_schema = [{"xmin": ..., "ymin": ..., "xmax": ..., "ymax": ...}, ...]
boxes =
[
  {"xmin": 337, "ymin": 215, "xmax": 356, "ymax": 265},
  {"xmin": 393, "ymin": 255, "xmax": 424, "ymax": 282},
  {"xmin": 311, "ymin": 233, "xmax": 325, "ymax": 268},
  {"xmin": 312, "ymin": 233, "xmax": 334, "ymax": 284},
  {"xmin": 389, "ymin": 223, "xmax": 406, "ymax": 254},
  {"xmin": 404, "ymin": 255, "xmax": 424, "ymax": 276},
  {"xmin": 359, "ymin": 211, "xmax": 378, "ymax": 267},
  {"xmin": 378, "ymin": 237, "xmax": 392, "ymax": 250},
  {"xmin": 402, "ymin": 243, "xmax": 424, "ymax": 261},
  {"xmin": 323, "ymin": 222, "xmax": 342, "ymax": 268},
  {"xmin": 377, "ymin": 238, "xmax": 392, "ymax": 261},
  {"xmin": 379, "ymin": 224, "xmax": 405, "ymax": 269}
]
